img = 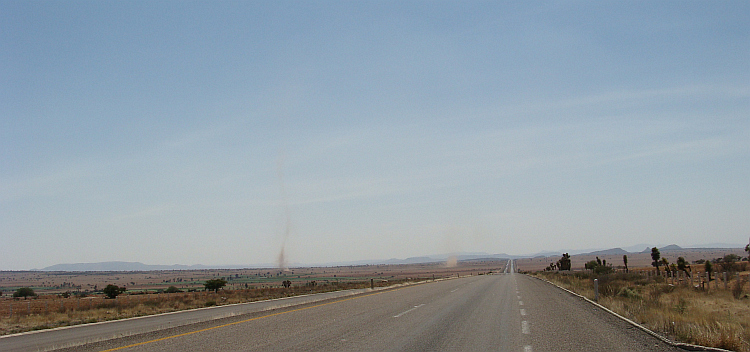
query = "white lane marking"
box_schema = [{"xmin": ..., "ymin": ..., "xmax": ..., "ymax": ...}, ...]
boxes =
[
  {"xmin": 520, "ymin": 308, "xmax": 526, "ymax": 316},
  {"xmin": 450, "ymin": 288, "xmax": 459, "ymax": 293},
  {"xmin": 518, "ymin": 301, "xmax": 524, "ymax": 306},
  {"xmin": 524, "ymin": 345, "xmax": 533, "ymax": 352},
  {"xmin": 517, "ymin": 295, "xmax": 521, "ymax": 300},
  {"xmin": 393, "ymin": 304, "xmax": 425, "ymax": 318},
  {"xmin": 521, "ymin": 320, "xmax": 530, "ymax": 334}
]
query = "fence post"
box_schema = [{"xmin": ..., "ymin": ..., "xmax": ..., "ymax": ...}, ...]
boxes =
[
  {"xmin": 690, "ymin": 268, "xmax": 695, "ymax": 287},
  {"xmin": 737, "ymin": 273, "xmax": 741, "ymax": 290},
  {"xmin": 9, "ymin": 302, "xmax": 12, "ymax": 317},
  {"xmin": 594, "ymin": 279, "xmax": 599, "ymax": 302},
  {"xmin": 705, "ymin": 272, "xmax": 709, "ymax": 291},
  {"xmin": 723, "ymin": 272, "xmax": 727, "ymax": 290},
  {"xmin": 27, "ymin": 300, "xmax": 31, "ymax": 314}
]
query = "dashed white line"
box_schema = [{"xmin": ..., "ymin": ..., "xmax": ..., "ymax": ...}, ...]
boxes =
[
  {"xmin": 518, "ymin": 301, "xmax": 524, "ymax": 306},
  {"xmin": 524, "ymin": 345, "xmax": 533, "ymax": 352},
  {"xmin": 393, "ymin": 304, "xmax": 424, "ymax": 318},
  {"xmin": 450, "ymin": 288, "xmax": 459, "ymax": 293},
  {"xmin": 520, "ymin": 308, "xmax": 526, "ymax": 316},
  {"xmin": 521, "ymin": 320, "xmax": 530, "ymax": 334}
]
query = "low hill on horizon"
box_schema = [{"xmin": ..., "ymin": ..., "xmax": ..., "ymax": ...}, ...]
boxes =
[
  {"xmin": 37, "ymin": 262, "xmax": 244, "ymax": 272},
  {"xmin": 32, "ymin": 244, "xmax": 746, "ymax": 271}
]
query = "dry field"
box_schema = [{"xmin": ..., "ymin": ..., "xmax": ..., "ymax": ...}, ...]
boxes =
[
  {"xmin": 0, "ymin": 260, "xmax": 501, "ymax": 295},
  {"xmin": 0, "ymin": 259, "xmax": 504, "ymax": 335},
  {"xmin": 535, "ymin": 268, "xmax": 750, "ymax": 352}
]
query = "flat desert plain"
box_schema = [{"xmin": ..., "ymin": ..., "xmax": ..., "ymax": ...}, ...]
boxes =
[{"xmin": 0, "ymin": 259, "xmax": 505, "ymax": 296}]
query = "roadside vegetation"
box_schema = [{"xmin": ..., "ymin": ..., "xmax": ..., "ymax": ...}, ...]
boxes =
[
  {"xmin": 0, "ymin": 259, "xmax": 502, "ymax": 336},
  {"xmin": 535, "ymin": 254, "xmax": 750, "ymax": 352},
  {"xmin": 0, "ymin": 277, "xmax": 422, "ymax": 336}
]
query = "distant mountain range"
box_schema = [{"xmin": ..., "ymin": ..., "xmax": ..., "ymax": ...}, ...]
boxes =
[
  {"xmin": 38, "ymin": 262, "xmax": 255, "ymax": 272},
  {"xmin": 36, "ymin": 254, "xmax": 515, "ymax": 271},
  {"xmin": 35, "ymin": 243, "xmax": 745, "ymax": 271}
]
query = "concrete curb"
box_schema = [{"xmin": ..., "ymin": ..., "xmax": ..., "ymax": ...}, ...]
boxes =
[{"xmin": 526, "ymin": 274, "xmax": 732, "ymax": 352}]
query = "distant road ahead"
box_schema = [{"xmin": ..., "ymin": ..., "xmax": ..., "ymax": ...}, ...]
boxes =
[{"xmin": 5, "ymin": 267, "xmax": 681, "ymax": 351}]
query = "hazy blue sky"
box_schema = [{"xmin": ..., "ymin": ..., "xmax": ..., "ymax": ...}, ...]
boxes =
[{"xmin": 2, "ymin": 1, "xmax": 748, "ymax": 270}]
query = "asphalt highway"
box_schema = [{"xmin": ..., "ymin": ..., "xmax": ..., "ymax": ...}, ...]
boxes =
[{"xmin": 4, "ymin": 263, "xmax": 683, "ymax": 352}]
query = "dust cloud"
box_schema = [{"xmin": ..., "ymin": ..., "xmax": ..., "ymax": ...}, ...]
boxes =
[
  {"xmin": 277, "ymin": 244, "xmax": 288, "ymax": 271},
  {"xmin": 443, "ymin": 227, "xmax": 461, "ymax": 268},
  {"xmin": 276, "ymin": 154, "xmax": 291, "ymax": 271}
]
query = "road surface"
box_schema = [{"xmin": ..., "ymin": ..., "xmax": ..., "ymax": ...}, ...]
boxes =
[{"xmin": 2, "ymin": 262, "xmax": 682, "ymax": 352}]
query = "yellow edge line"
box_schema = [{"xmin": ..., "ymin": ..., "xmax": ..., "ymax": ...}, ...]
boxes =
[{"xmin": 99, "ymin": 287, "xmax": 405, "ymax": 352}]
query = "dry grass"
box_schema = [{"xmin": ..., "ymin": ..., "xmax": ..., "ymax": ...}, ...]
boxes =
[
  {"xmin": 0, "ymin": 279, "xmax": 412, "ymax": 336},
  {"xmin": 0, "ymin": 260, "xmax": 505, "ymax": 336},
  {"xmin": 536, "ymin": 271, "xmax": 750, "ymax": 352}
]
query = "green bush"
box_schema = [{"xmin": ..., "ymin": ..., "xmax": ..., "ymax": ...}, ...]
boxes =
[
  {"xmin": 103, "ymin": 284, "xmax": 126, "ymax": 299},
  {"xmin": 165, "ymin": 286, "xmax": 182, "ymax": 293},
  {"xmin": 204, "ymin": 279, "xmax": 227, "ymax": 293},
  {"xmin": 617, "ymin": 287, "xmax": 641, "ymax": 299},
  {"xmin": 13, "ymin": 287, "xmax": 36, "ymax": 299}
]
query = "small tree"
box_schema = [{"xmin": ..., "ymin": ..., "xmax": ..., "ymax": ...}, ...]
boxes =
[
  {"xmin": 717, "ymin": 254, "xmax": 741, "ymax": 272},
  {"xmin": 13, "ymin": 287, "xmax": 36, "ymax": 299},
  {"xmin": 103, "ymin": 284, "xmax": 126, "ymax": 299},
  {"xmin": 660, "ymin": 258, "xmax": 670, "ymax": 275},
  {"xmin": 556, "ymin": 253, "xmax": 571, "ymax": 271},
  {"xmin": 705, "ymin": 260, "xmax": 713, "ymax": 282},
  {"xmin": 584, "ymin": 259, "xmax": 613, "ymax": 274},
  {"xmin": 204, "ymin": 279, "xmax": 227, "ymax": 293},
  {"xmin": 623, "ymin": 255, "xmax": 629, "ymax": 273},
  {"xmin": 651, "ymin": 247, "xmax": 661, "ymax": 275},
  {"xmin": 676, "ymin": 257, "xmax": 691, "ymax": 277},
  {"xmin": 282, "ymin": 280, "xmax": 292, "ymax": 288}
]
